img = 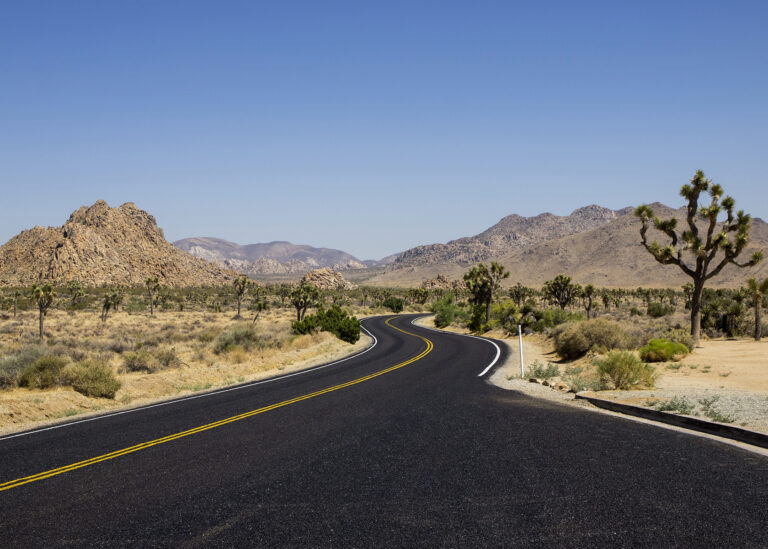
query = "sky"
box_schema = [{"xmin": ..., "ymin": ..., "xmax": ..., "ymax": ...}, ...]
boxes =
[{"xmin": 1, "ymin": 0, "xmax": 767, "ymax": 260}]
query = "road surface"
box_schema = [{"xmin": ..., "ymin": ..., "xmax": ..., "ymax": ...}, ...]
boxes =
[{"xmin": 1, "ymin": 314, "xmax": 766, "ymax": 547}]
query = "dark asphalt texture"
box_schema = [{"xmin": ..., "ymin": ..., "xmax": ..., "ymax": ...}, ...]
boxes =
[{"xmin": 0, "ymin": 314, "xmax": 767, "ymax": 547}]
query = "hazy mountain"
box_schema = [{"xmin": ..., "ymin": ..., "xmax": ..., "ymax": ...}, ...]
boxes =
[
  {"xmin": 0, "ymin": 201, "xmax": 236, "ymax": 287},
  {"xmin": 173, "ymin": 237, "xmax": 368, "ymax": 275}
]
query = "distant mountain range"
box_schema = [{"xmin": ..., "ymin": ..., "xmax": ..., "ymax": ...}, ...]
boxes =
[
  {"xmin": 2, "ymin": 200, "xmax": 765, "ymax": 288},
  {"xmin": 172, "ymin": 237, "xmax": 386, "ymax": 275}
]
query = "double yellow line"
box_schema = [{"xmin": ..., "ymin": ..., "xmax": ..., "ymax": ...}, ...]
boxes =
[{"xmin": 0, "ymin": 318, "xmax": 433, "ymax": 493}]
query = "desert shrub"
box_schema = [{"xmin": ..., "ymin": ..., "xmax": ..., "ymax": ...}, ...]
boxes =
[
  {"xmin": 526, "ymin": 308, "xmax": 584, "ymax": 333},
  {"xmin": 652, "ymin": 327, "xmax": 693, "ymax": 352},
  {"xmin": 19, "ymin": 355, "xmax": 69, "ymax": 389},
  {"xmin": 639, "ymin": 339, "xmax": 689, "ymax": 362},
  {"xmin": 214, "ymin": 325, "xmax": 263, "ymax": 354},
  {"xmin": 0, "ymin": 345, "xmax": 49, "ymax": 388},
  {"xmin": 68, "ymin": 359, "xmax": 121, "ymax": 399},
  {"xmin": 293, "ymin": 305, "xmax": 360, "ymax": 344},
  {"xmin": 567, "ymin": 376, "xmax": 601, "ymax": 392},
  {"xmin": 553, "ymin": 319, "xmax": 630, "ymax": 360},
  {"xmin": 630, "ymin": 307, "xmax": 643, "ymax": 316},
  {"xmin": 528, "ymin": 360, "xmax": 559, "ymax": 380},
  {"xmin": 124, "ymin": 297, "xmax": 147, "ymax": 313},
  {"xmin": 646, "ymin": 302, "xmax": 674, "ymax": 318},
  {"xmin": 595, "ymin": 351, "xmax": 657, "ymax": 390},
  {"xmin": 430, "ymin": 295, "xmax": 461, "ymax": 328},
  {"xmin": 383, "ymin": 297, "xmax": 404, "ymax": 313},
  {"xmin": 652, "ymin": 396, "xmax": 695, "ymax": 415},
  {"xmin": 197, "ymin": 328, "xmax": 220, "ymax": 343},
  {"xmin": 122, "ymin": 350, "xmax": 155, "ymax": 372},
  {"xmin": 154, "ymin": 347, "xmax": 179, "ymax": 369}
]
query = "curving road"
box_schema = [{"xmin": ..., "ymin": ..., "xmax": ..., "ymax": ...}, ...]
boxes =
[{"xmin": 0, "ymin": 314, "xmax": 766, "ymax": 547}]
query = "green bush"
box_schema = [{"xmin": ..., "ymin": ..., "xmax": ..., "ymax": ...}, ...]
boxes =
[
  {"xmin": 553, "ymin": 319, "xmax": 630, "ymax": 360},
  {"xmin": 0, "ymin": 345, "xmax": 48, "ymax": 388},
  {"xmin": 639, "ymin": 339, "xmax": 690, "ymax": 362},
  {"xmin": 19, "ymin": 355, "xmax": 69, "ymax": 389},
  {"xmin": 647, "ymin": 302, "xmax": 674, "ymax": 318},
  {"xmin": 430, "ymin": 295, "xmax": 461, "ymax": 328},
  {"xmin": 383, "ymin": 297, "xmax": 404, "ymax": 313},
  {"xmin": 652, "ymin": 327, "xmax": 693, "ymax": 352},
  {"xmin": 653, "ymin": 396, "xmax": 695, "ymax": 414},
  {"xmin": 214, "ymin": 325, "xmax": 263, "ymax": 354},
  {"xmin": 293, "ymin": 305, "xmax": 360, "ymax": 344},
  {"xmin": 122, "ymin": 350, "xmax": 155, "ymax": 372},
  {"xmin": 595, "ymin": 351, "xmax": 657, "ymax": 390},
  {"xmin": 527, "ymin": 309, "xmax": 584, "ymax": 333},
  {"xmin": 528, "ymin": 360, "xmax": 559, "ymax": 379},
  {"xmin": 68, "ymin": 360, "xmax": 121, "ymax": 399}
]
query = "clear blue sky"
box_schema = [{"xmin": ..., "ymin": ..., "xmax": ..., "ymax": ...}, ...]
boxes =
[{"xmin": 2, "ymin": 0, "xmax": 767, "ymax": 260}]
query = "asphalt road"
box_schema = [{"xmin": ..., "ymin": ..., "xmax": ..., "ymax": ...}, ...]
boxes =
[{"xmin": 1, "ymin": 314, "xmax": 767, "ymax": 547}]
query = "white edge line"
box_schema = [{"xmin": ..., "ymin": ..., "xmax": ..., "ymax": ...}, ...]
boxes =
[
  {"xmin": 0, "ymin": 320, "xmax": 379, "ymax": 443},
  {"xmin": 409, "ymin": 316, "xmax": 501, "ymax": 377}
]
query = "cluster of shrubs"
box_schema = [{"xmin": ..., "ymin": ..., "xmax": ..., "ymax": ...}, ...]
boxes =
[
  {"xmin": 552, "ymin": 319, "xmax": 633, "ymax": 360},
  {"xmin": 213, "ymin": 326, "xmax": 263, "ymax": 354},
  {"xmin": 292, "ymin": 305, "xmax": 361, "ymax": 344},
  {"xmin": 122, "ymin": 347, "xmax": 179, "ymax": 372},
  {"xmin": 0, "ymin": 347, "xmax": 121, "ymax": 398}
]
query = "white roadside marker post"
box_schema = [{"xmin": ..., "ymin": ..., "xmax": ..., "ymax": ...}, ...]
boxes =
[{"xmin": 518, "ymin": 324, "xmax": 524, "ymax": 379}]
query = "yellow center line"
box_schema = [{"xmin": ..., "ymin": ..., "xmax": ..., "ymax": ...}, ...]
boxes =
[{"xmin": 0, "ymin": 317, "xmax": 433, "ymax": 493}]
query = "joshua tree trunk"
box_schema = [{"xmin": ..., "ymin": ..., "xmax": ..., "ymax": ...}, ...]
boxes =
[
  {"xmin": 38, "ymin": 310, "xmax": 44, "ymax": 341},
  {"xmin": 13, "ymin": 296, "xmax": 18, "ymax": 318},
  {"xmin": 690, "ymin": 280, "xmax": 704, "ymax": 346},
  {"xmin": 755, "ymin": 302, "xmax": 763, "ymax": 341},
  {"xmin": 485, "ymin": 298, "xmax": 491, "ymax": 323},
  {"xmin": 236, "ymin": 296, "xmax": 242, "ymax": 319}
]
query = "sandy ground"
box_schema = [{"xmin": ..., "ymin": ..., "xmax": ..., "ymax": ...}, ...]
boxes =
[
  {"xmin": 0, "ymin": 309, "xmax": 372, "ymax": 436},
  {"xmin": 415, "ymin": 315, "xmax": 768, "ymax": 436}
]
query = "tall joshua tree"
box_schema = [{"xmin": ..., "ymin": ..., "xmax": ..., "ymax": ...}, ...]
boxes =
[
  {"xmin": 745, "ymin": 278, "xmax": 768, "ymax": 341},
  {"xmin": 145, "ymin": 277, "xmax": 160, "ymax": 316},
  {"xmin": 580, "ymin": 284, "xmax": 596, "ymax": 320},
  {"xmin": 464, "ymin": 261, "xmax": 509, "ymax": 323},
  {"xmin": 233, "ymin": 275, "xmax": 251, "ymax": 319},
  {"xmin": 290, "ymin": 281, "xmax": 320, "ymax": 321},
  {"xmin": 635, "ymin": 170, "xmax": 763, "ymax": 345},
  {"xmin": 543, "ymin": 274, "xmax": 578, "ymax": 310},
  {"xmin": 30, "ymin": 283, "xmax": 56, "ymax": 341}
]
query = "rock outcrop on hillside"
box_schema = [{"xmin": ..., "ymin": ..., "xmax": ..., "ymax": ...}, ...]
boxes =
[
  {"xmin": 301, "ymin": 268, "xmax": 356, "ymax": 291},
  {"xmin": 420, "ymin": 274, "xmax": 463, "ymax": 291},
  {"xmin": 0, "ymin": 200, "xmax": 236, "ymax": 287}
]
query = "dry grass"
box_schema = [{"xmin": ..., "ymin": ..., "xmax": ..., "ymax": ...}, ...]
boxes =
[{"xmin": 0, "ymin": 307, "xmax": 371, "ymax": 435}]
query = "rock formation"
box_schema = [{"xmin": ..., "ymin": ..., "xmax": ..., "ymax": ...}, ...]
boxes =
[
  {"xmin": 300, "ymin": 268, "xmax": 356, "ymax": 291},
  {"xmin": 0, "ymin": 200, "xmax": 237, "ymax": 287}
]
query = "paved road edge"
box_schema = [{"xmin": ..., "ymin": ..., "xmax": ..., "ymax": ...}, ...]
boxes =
[{"xmin": 575, "ymin": 393, "xmax": 768, "ymax": 449}]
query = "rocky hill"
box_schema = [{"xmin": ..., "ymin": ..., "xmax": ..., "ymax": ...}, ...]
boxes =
[
  {"xmin": 174, "ymin": 237, "xmax": 368, "ymax": 275},
  {"xmin": 301, "ymin": 268, "xmax": 356, "ymax": 290},
  {"xmin": 0, "ymin": 200, "xmax": 237, "ymax": 287},
  {"xmin": 366, "ymin": 203, "xmax": 768, "ymax": 288},
  {"xmin": 391, "ymin": 205, "xmax": 629, "ymax": 267}
]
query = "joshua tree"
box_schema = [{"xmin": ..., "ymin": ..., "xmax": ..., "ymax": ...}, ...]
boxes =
[
  {"xmin": 233, "ymin": 275, "xmax": 251, "ymax": 319},
  {"xmin": 30, "ymin": 283, "xmax": 56, "ymax": 341},
  {"xmin": 745, "ymin": 278, "xmax": 768, "ymax": 341},
  {"xmin": 145, "ymin": 277, "xmax": 160, "ymax": 316},
  {"xmin": 635, "ymin": 170, "xmax": 762, "ymax": 345},
  {"xmin": 101, "ymin": 290, "xmax": 121, "ymax": 323},
  {"xmin": 290, "ymin": 281, "xmax": 320, "ymax": 321},
  {"xmin": 66, "ymin": 280, "xmax": 84, "ymax": 308},
  {"xmin": 276, "ymin": 283, "xmax": 291, "ymax": 307},
  {"xmin": 251, "ymin": 285, "xmax": 270, "ymax": 323},
  {"xmin": 600, "ymin": 291, "xmax": 611, "ymax": 311},
  {"xmin": 464, "ymin": 261, "xmax": 509, "ymax": 323},
  {"xmin": 580, "ymin": 284, "xmax": 596, "ymax": 320},
  {"xmin": 543, "ymin": 274, "xmax": 578, "ymax": 310},
  {"xmin": 509, "ymin": 282, "xmax": 535, "ymax": 307},
  {"xmin": 12, "ymin": 289, "xmax": 21, "ymax": 317}
]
